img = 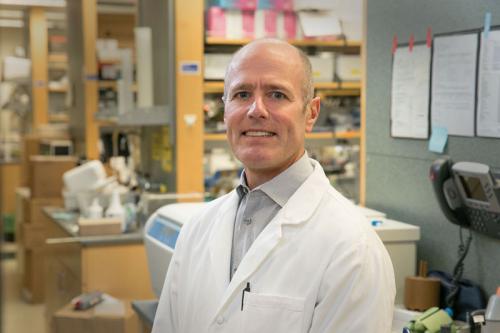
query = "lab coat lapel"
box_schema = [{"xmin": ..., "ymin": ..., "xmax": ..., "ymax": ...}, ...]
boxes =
[
  {"xmin": 207, "ymin": 192, "xmax": 238, "ymax": 298},
  {"xmin": 212, "ymin": 214, "xmax": 283, "ymax": 322}
]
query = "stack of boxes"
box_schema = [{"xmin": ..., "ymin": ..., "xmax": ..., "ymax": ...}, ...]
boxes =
[
  {"xmin": 206, "ymin": 0, "xmax": 300, "ymax": 40},
  {"xmin": 16, "ymin": 133, "xmax": 77, "ymax": 303}
]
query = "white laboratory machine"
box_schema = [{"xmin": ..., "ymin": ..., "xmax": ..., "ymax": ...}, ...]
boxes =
[
  {"xmin": 144, "ymin": 202, "xmax": 206, "ymax": 297},
  {"xmin": 144, "ymin": 203, "xmax": 421, "ymax": 330}
]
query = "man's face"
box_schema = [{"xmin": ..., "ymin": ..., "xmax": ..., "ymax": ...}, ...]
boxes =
[{"xmin": 224, "ymin": 42, "xmax": 319, "ymax": 186}]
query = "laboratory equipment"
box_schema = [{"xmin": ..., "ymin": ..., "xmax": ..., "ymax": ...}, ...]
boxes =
[{"xmin": 144, "ymin": 203, "xmax": 206, "ymax": 297}]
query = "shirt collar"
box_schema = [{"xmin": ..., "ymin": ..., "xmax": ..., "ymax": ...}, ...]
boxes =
[{"xmin": 236, "ymin": 151, "xmax": 314, "ymax": 207}]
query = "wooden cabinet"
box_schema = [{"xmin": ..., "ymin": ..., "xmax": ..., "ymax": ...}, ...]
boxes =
[{"xmin": 43, "ymin": 213, "xmax": 154, "ymax": 333}]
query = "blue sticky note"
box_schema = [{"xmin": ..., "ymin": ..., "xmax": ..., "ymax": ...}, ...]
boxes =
[
  {"xmin": 429, "ymin": 126, "xmax": 448, "ymax": 154},
  {"xmin": 484, "ymin": 12, "xmax": 492, "ymax": 39}
]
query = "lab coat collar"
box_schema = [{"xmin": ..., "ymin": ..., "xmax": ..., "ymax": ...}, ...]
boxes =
[
  {"xmin": 208, "ymin": 159, "xmax": 330, "ymax": 323},
  {"xmin": 280, "ymin": 159, "xmax": 330, "ymax": 225}
]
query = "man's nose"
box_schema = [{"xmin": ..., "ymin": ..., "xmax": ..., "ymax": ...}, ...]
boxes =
[{"xmin": 247, "ymin": 96, "xmax": 268, "ymax": 118}]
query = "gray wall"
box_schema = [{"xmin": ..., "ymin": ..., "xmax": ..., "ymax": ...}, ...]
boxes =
[{"xmin": 366, "ymin": 0, "xmax": 500, "ymax": 296}]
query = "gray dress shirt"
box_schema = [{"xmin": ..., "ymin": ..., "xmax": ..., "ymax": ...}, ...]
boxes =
[{"xmin": 230, "ymin": 152, "xmax": 314, "ymax": 280}]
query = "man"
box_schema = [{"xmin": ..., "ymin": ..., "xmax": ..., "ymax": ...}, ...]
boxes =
[{"xmin": 152, "ymin": 39, "xmax": 395, "ymax": 333}]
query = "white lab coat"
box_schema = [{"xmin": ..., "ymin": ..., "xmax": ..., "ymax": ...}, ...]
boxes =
[{"xmin": 152, "ymin": 159, "xmax": 395, "ymax": 333}]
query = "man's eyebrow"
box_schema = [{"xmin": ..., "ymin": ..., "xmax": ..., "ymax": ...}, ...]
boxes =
[
  {"xmin": 264, "ymin": 83, "xmax": 293, "ymax": 93},
  {"xmin": 228, "ymin": 83, "xmax": 255, "ymax": 92}
]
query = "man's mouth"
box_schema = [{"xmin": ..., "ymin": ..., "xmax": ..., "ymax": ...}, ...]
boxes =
[{"xmin": 243, "ymin": 131, "xmax": 276, "ymax": 137}]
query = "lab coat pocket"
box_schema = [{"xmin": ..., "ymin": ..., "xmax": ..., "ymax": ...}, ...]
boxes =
[{"xmin": 242, "ymin": 292, "xmax": 305, "ymax": 333}]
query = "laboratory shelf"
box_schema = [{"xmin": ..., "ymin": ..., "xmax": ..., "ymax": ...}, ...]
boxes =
[
  {"xmin": 205, "ymin": 37, "xmax": 361, "ymax": 48},
  {"xmin": 203, "ymin": 81, "xmax": 361, "ymax": 94}
]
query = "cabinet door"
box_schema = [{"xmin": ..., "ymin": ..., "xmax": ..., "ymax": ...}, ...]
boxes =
[{"xmin": 44, "ymin": 252, "xmax": 82, "ymax": 333}]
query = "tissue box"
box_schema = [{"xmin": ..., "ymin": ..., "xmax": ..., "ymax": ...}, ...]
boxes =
[{"xmin": 53, "ymin": 300, "xmax": 139, "ymax": 333}]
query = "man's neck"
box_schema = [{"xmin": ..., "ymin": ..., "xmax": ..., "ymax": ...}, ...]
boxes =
[{"xmin": 244, "ymin": 152, "xmax": 307, "ymax": 189}]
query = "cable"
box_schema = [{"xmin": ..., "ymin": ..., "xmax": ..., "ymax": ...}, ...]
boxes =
[{"xmin": 445, "ymin": 226, "xmax": 473, "ymax": 309}]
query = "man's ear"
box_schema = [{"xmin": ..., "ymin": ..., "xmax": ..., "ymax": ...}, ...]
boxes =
[{"xmin": 305, "ymin": 97, "xmax": 321, "ymax": 132}]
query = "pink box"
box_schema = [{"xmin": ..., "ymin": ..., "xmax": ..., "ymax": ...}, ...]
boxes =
[
  {"xmin": 274, "ymin": 0, "xmax": 293, "ymax": 11},
  {"xmin": 264, "ymin": 10, "xmax": 277, "ymax": 37},
  {"xmin": 284, "ymin": 11, "xmax": 296, "ymax": 39},
  {"xmin": 207, "ymin": 7, "xmax": 226, "ymax": 38},
  {"xmin": 238, "ymin": 0, "xmax": 257, "ymax": 10},
  {"xmin": 242, "ymin": 10, "xmax": 255, "ymax": 38}
]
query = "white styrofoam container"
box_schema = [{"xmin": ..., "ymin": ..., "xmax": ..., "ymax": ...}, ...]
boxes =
[
  {"xmin": 204, "ymin": 54, "xmax": 233, "ymax": 80},
  {"xmin": 336, "ymin": 54, "xmax": 361, "ymax": 81},
  {"xmin": 62, "ymin": 160, "xmax": 107, "ymax": 193},
  {"xmin": 309, "ymin": 55, "xmax": 335, "ymax": 82},
  {"xmin": 2, "ymin": 56, "xmax": 31, "ymax": 80}
]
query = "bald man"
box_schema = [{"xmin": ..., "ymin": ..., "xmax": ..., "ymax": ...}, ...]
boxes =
[{"xmin": 152, "ymin": 39, "xmax": 395, "ymax": 333}]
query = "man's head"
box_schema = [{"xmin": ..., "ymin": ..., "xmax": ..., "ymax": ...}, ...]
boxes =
[{"xmin": 223, "ymin": 38, "xmax": 320, "ymax": 188}]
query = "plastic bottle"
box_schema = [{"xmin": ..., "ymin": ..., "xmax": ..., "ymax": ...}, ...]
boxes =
[
  {"xmin": 88, "ymin": 198, "xmax": 103, "ymax": 219},
  {"xmin": 105, "ymin": 189, "xmax": 125, "ymax": 232},
  {"xmin": 484, "ymin": 287, "xmax": 500, "ymax": 333}
]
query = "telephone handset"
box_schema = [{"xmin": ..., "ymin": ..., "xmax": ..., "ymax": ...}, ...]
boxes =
[
  {"xmin": 429, "ymin": 158, "xmax": 500, "ymax": 239},
  {"xmin": 430, "ymin": 158, "xmax": 469, "ymax": 226}
]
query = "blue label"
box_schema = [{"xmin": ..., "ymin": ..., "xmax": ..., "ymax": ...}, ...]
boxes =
[{"xmin": 180, "ymin": 62, "xmax": 200, "ymax": 74}]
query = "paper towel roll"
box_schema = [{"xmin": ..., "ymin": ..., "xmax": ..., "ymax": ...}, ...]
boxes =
[
  {"xmin": 404, "ymin": 277, "xmax": 441, "ymax": 311},
  {"xmin": 134, "ymin": 27, "xmax": 154, "ymax": 108}
]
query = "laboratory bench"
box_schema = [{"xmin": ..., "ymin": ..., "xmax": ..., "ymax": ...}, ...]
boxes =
[
  {"xmin": 42, "ymin": 207, "xmax": 155, "ymax": 333},
  {"xmin": 131, "ymin": 300, "xmax": 158, "ymax": 331}
]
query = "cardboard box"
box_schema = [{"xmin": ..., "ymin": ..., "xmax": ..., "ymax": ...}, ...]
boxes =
[
  {"xmin": 78, "ymin": 217, "xmax": 122, "ymax": 236},
  {"xmin": 22, "ymin": 248, "xmax": 45, "ymax": 303},
  {"xmin": 53, "ymin": 300, "xmax": 140, "ymax": 333},
  {"xmin": 22, "ymin": 223, "xmax": 46, "ymax": 249},
  {"xmin": 29, "ymin": 155, "xmax": 77, "ymax": 198},
  {"xmin": 22, "ymin": 133, "xmax": 71, "ymax": 186},
  {"xmin": 28, "ymin": 197, "xmax": 63, "ymax": 225},
  {"xmin": 15, "ymin": 187, "xmax": 30, "ymax": 225}
]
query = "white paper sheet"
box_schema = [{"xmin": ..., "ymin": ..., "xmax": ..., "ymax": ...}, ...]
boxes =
[
  {"xmin": 391, "ymin": 44, "xmax": 431, "ymax": 139},
  {"xmin": 135, "ymin": 27, "xmax": 154, "ymax": 108},
  {"xmin": 431, "ymin": 33, "xmax": 478, "ymax": 137},
  {"xmin": 477, "ymin": 30, "xmax": 500, "ymax": 138},
  {"xmin": 294, "ymin": 0, "xmax": 340, "ymax": 11},
  {"xmin": 297, "ymin": 11, "xmax": 341, "ymax": 37}
]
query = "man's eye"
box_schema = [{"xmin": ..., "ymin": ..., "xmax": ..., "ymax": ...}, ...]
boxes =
[
  {"xmin": 270, "ymin": 91, "xmax": 286, "ymax": 100},
  {"xmin": 233, "ymin": 91, "xmax": 251, "ymax": 100}
]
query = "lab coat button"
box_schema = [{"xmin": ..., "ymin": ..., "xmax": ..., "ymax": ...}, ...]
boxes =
[{"xmin": 216, "ymin": 316, "xmax": 225, "ymax": 325}]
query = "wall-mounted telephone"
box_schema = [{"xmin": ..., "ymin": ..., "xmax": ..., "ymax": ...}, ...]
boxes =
[{"xmin": 430, "ymin": 158, "xmax": 500, "ymax": 240}]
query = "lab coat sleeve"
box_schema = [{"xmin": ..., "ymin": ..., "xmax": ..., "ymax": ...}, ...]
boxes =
[{"xmin": 308, "ymin": 233, "xmax": 395, "ymax": 333}]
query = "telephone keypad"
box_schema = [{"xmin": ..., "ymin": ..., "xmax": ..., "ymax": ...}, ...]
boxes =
[{"xmin": 466, "ymin": 208, "xmax": 500, "ymax": 235}]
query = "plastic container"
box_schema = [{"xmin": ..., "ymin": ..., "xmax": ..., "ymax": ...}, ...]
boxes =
[
  {"xmin": 105, "ymin": 190, "xmax": 125, "ymax": 232},
  {"xmin": 88, "ymin": 198, "xmax": 103, "ymax": 219}
]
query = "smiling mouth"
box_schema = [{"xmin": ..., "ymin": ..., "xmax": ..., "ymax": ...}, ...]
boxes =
[{"xmin": 243, "ymin": 131, "xmax": 276, "ymax": 137}]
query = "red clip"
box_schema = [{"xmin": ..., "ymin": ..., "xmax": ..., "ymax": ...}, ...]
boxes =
[
  {"xmin": 409, "ymin": 33, "xmax": 415, "ymax": 52},
  {"xmin": 392, "ymin": 34, "xmax": 398, "ymax": 54},
  {"xmin": 426, "ymin": 27, "xmax": 432, "ymax": 48}
]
